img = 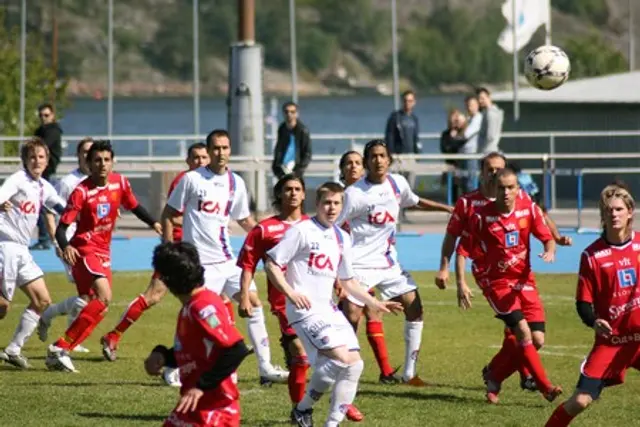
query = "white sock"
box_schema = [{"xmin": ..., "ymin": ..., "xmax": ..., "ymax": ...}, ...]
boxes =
[
  {"xmin": 326, "ymin": 358, "xmax": 364, "ymax": 426},
  {"xmin": 245, "ymin": 306, "xmax": 272, "ymax": 373},
  {"xmin": 41, "ymin": 296, "xmax": 78, "ymax": 324},
  {"xmin": 298, "ymin": 354, "xmax": 345, "ymax": 411},
  {"xmin": 67, "ymin": 297, "xmax": 87, "ymax": 326},
  {"xmin": 402, "ymin": 320, "xmax": 424, "ymax": 381},
  {"xmin": 5, "ymin": 308, "xmax": 40, "ymax": 355}
]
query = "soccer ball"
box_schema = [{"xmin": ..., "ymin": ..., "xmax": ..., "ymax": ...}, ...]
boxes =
[{"xmin": 524, "ymin": 45, "xmax": 571, "ymax": 91}]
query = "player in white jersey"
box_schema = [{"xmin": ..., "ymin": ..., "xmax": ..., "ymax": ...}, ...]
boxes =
[
  {"xmin": 266, "ymin": 182, "xmax": 402, "ymax": 427},
  {"xmin": 0, "ymin": 138, "xmax": 66, "ymax": 369},
  {"xmin": 36, "ymin": 138, "xmax": 94, "ymax": 353},
  {"xmin": 162, "ymin": 129, "xmax": 288, "ymax": 385},
  {"xmin": 336, "ymin": 139, "xmax": 453, "ymax": 386}
]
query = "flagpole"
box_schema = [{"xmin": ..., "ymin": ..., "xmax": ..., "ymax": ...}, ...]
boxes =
[
  {"xmin": 630, "ymin": 0, "xmax": 635, "ymax": 71},
  {"xmin": 545, "ymin": 0, "xmax": 552, "ymax": 45},
  {"xmin": 512, "ymin": 0, "xmax": 520, "ymax": 121}
]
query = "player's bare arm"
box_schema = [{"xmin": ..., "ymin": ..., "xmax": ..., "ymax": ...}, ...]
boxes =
[
  {"xmin": 265, "ymin": 258, "xmax": 311, "ymax": 310},
  {"xmin": 170, "ymin": 215, "xmax": 183, "ymax": 227},
  {"xmin": 237, "ymin": 216, "xmax": 257, "ymax": 232},
  {"xmin": 455, "ymin": 253, "xmax": 473, "ymax": 310},
  {"xmin": 539, "ymin": 239, "xmax": 556, "ymax": 263},
  {"xmin": 415, "ymin": 197, "xmax": 454, "ymax": 214},
  {"xmin": 161, "ymin": 204, "xmax": 180, "ymax": 242},
  {"xmin": 339, "ymin": 277, "xmax": 403, "ymax": 315},
  {"xmin": 436, "ymin": 232, "xmax": 457, "ymax": 289},
  {"xmin": 238, "ymin": 269, "xmax": 254, "ymax": 318},
  {"xmin": 543, "ymin": 211, "xmax": 572, "ymax": 246}
]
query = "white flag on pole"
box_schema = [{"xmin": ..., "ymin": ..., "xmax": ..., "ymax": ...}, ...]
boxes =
[{"xmin": 497, "ymin": 0, "xmax": 550, "ymax": 53}]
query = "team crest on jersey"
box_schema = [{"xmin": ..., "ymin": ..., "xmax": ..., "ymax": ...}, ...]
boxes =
[
  {"xmin": 518, "ymin": 218, "xmax": 528, "ymax": 229},
  {"xmin": 97, "ymin": 203, "xmax": 111, "ymax": 219},
  {"xmin": 110, "ymin": 191, "xmax": 119, "ymax": 201},
  {"xmin": 617, "ymin": 268, "xmax": 637, "ymax": 288}
]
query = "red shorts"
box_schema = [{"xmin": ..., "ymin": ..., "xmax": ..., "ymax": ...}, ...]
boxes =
[
  {"xmin": 71, "ymin": 253, "xmax": 112, "ymax": 297},
  {"xmin": 582, "ymin": 340, "xmax": 640, "ymax": 386},
  {"xmin": 164, "ymin": 401, "xmax": 240, "ymax": 427},
  {"xmin": 484, "ymin": 284, "xmax": 545, "ymax": 323},
  {"xmin": 267, "ymin": 284, "xmax": 296, "ymax": 337}
]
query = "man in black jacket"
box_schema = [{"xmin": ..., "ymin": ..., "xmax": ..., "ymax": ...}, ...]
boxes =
[
  {"xmin": 32, "ymin": 103, "xmax": 63, "ymax": 250},
  {"xmin": 271, "ymin": 102, "xmax": 312, "ymax": 180},
  {"xmin": 385, "ymin": 90, "xmax": 421, "ymax": 155}
]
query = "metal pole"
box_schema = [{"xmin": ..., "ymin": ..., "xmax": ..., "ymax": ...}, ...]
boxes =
[
  {"xmin": 193, "ymin": 0, "xmax": 200, "ymax": 135},
  {"xmin": 391, "ymin": 0, "xmax": 400, "ymax": 110},
  {"xmin": 511, "ymin": 0, "xmax": 520, "ymax": 121},
  {"xmin": 545, "ymin": 0, "xmax": 552, "ymax": 45},
  {"xmin": 51, "ymin": 0, "xmax": 58, "ymax": 102},
  {"xmin": 238, "ymin": 0, "xmax": 255, "ymax": 42},
  {"xmin": 107, "ymin": 0, "xmax": 114, "ymax": 137},
  {"xmin": 549, "ymin": 134, "xmax": 556, "ymax": 210},
  {"xmin": 19, "ymin": 0, "xmax": 26, "ymax": 139},
  {"xmin": 289, "ymin": 0, "xmax": 298, "ymax": 104},
  {"xmin": 630, "ymin": 0, "xmax": 635, "ymax": 71}
]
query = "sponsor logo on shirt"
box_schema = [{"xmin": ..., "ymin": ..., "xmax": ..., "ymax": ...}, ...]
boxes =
[
  {"xmin": 267, "ymin": 224, "xmax": 285, "ymax": 233},
  {"xmin": 609, "ymin": 295, "xmax": 640, "ymax": 320},
  {"xmin": 594, "ymin": 249, "xmax": 612, "ymax": 259},
  {"xmin": 197, "ymin": 200, "xmax": 223, "ymax": 214},
  {"xmin": 19, "ymin": 201, "xmax": 36, "ymax": 214},
  {"xmin": 515, "ymin": 209, "xmax": 530, "ymax": 218},
  {"xmin": 368, "ymin": 211, "xmax": 395, "ymax": 225},
  {"xmin": 97, "ymin": 203, "xmax": 111, "ymax": 219},
  {"xmin": 308, "ymin": 252, "xmax": 335, "ymax": 272}
]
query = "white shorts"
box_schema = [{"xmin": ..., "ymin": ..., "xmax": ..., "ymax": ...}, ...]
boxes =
[
  {"xmin": 0, "ymin": 242, "xmax": 44, "ymax": 302},
  {"xmin": 347, "ymin": 264, "xmax": 417, "ymax": 307},
  {"xmin": 292, "ymin": 308, "xmax": 360, "ymax": 366},
  {"xmin": 203, "ymin": 260, "xmax": 257, "ymax": 299}
]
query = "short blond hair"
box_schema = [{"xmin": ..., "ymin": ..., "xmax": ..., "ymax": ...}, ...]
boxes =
[
  {"xmin": 20, "ymin": 137, "xmax": 49, "ymax": 166},
  {"xmin": 599, "ymin": 182, "xmax": 635, "ymax": 231}
]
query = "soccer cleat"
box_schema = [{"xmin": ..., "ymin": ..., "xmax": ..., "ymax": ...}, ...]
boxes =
[
  {"xmin": 163, "ymin": 367, "xmax": 182, "ymax": 387},
  {"xmin": 290, "ymin": 406, "xmax": 313, "ymax": 427},
  {"xmin": 402, "ymin": 375, "xmax": 429, "ymax": 387},
  {"xmin": 543, "ymin": 385, "xmax": 563, "ymax": 403},
  {"xmin": 37, "ymin": 317, "xmax": 51, "ymax": 342},
  {"xmin": 73, "ymin": 345, "xmax": 90, "ymax": 353},
  {"xmin": 259, "ymin": 364, "xmax": 289, "ymax": 386},
  {"xmin": 379, "ymin": 366, "xmax": 402, "ymax": 384},
  {"xmin": 46, "ymin": 345, "xmax": 77, "ymax": 373},
  {"xmin": 520, "ymin": 376, "xmax": 537, "ymax": 392},
  {"xmin": 100, "ymin": 334, "xmax": 118, "ymax": 362},
  {"xmin": 0, "ymin": 350, "xmax": 32, "ymax": 369},
  {"xmin": 483, "ymin": 367, "xmax": 501, "ymax": 404},
  {"xmin": 486, "ymin": 391, "xmax": 500, "ymax": 404},
  {"xmin": 345, "ymin": 404, "xmax": 364, "ymax": 422}
]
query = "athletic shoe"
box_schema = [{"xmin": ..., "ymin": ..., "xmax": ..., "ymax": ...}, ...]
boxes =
[
  {"xmin": 0, "ymin": 350, "xmax": 32, "ymax": 369},
  {"xmin": 520, "ymin": 376, "xmax": 537, "ymax": 392},
  {"xmin": 163, "ymin": 367, "xmax": 182, "ymax": 387},
  {"xmin": 290, "ymin": 406, "xmax": 313, "ymax": 427},
  {"xmin": 46, "ymin": 345, "xmax": 77, "ymax": 373},
  {"xmin": 100, "ymin": 334, "xmax": 118, "ymax": 362},
  {"xmin": 483, "ymin": 366, "xmax": 501, "ymax": 404},
  {"xmin": 402, "ymin": 375, "xmax": 429, "ymax": 387},
  {"xmin": 544, "ymin": 385, "xmax": 563, "ymax": 402},
  {"xmin": 73, "ymin": 345, "xmax": 90, "ymax": 353},
  {"xmin": 379, "ymin": 366, "xmax": 402, "ymax": 384},
  {"xmin": 345, "ymin": 404, "xmax": 364, "ymax": 422},
  {"xmin": 37, "ymin": 317, "xmax": 50, "ymax": 342},
  {"xmin": 259, "ymin": 364, "xmax": 289, "ymax": 386}
]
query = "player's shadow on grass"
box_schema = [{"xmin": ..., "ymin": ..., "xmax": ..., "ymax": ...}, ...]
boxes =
[
  {"xmin": 14, "ymin": 380, "xmax": 166, "ymax": 388},
  {"xmin": 78, "ymin": 412, "xmax": 165, "ymax": 422},
  {"xmin": 358, "ymin": 389, "xmax": 472, "ymax": 403}
]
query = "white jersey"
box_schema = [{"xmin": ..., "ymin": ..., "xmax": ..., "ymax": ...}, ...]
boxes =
[
  {"xmin": 56, "ymin": 168, "xmax": 87, "ymax": 241},
  {"xmin": 167, "ymin": 166, "xmax": 250, "ymax": 265},
  {"xmin": 267, "ymin": 217, "xmax": 355, "ymax": 324},
  {"xmin": 0, "ymin": 170, "xmax": 65, "ymax": 246},
  {"xmin": 337, "ymin": 173, "xmax": 419, "ymax": 269}
]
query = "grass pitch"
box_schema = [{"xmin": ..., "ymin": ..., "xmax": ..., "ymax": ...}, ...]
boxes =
[{"xmin": 1, "ymin": 271, "xmax": 639, "ymax": 426}]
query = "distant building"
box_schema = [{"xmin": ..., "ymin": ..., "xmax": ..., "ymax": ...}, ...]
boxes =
[{"xmin": 491, "ymin": 71, "xmax": 640, "ymax": 208}]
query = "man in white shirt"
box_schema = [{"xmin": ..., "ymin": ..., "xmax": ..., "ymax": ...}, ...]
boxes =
[
  {"xmin": 37, "ymin": 138, "xmax": 94, "ymax": 353},
  {"xmin": 266, "ymin": 182, "xmax": 401, "ymax": 427},
  {"xmin": 0, "ymin": 138, "xmax": 65, "ymax": 369},
  {"xmin": 477, "ymin": 87, "xmax": 504, "ymax": 154},
  {"xmin": 162, "ymin": 129, "xmax": 287, "ymax": 385}
]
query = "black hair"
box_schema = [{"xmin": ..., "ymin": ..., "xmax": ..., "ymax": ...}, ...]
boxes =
[
  {"xmin": 401, "ymin": 89, "xmax": 415, "ymax": 99},
  {"xmin": 205, "ymin": 129, "xmax": 230, "ymax": 149},
  {"xmin": 338, "ymin": 150, "xmax": 363, "ymax": 183},
  {"xmin": 282, "ymin": 101, "xmax": 298, "ymax": 112},
  {"xmin": 475, "ymin": 87, "xmax": 491, "ymax": 96},
  {"xmin": 464, "ymin": 95, "xmax": 478, "ymax": 104},
  {"xmin": 481, "ymin": 151, "xmax": 507, "ymax": 172},
  {"xmin": 187, "ymin": 142, "xmax": 207, "ymax": 158},
  {"xmin": 363, "ymin": 139, "xmax": 394, "ymax": 169},
  {"xmin": 86, "ymin": 140, "xmax": 114, "ymax": 162},
  {"xmin": 76, "ymin": 137, "xmax": 94, "ymax": 155},
  {"xmin": 38, "ymin": 103, "xmax": 54, "ymax": 113},
  {"xmin": 272, "ymin": 174, "xmax": 306, "ymax": 209},
  {"xmin": 508, "ymin": 161, "xmax": 522, "ymax": 174},
  {"xmin": 152, "ymin": 242, "xmax": 205, "ymax": 296}
]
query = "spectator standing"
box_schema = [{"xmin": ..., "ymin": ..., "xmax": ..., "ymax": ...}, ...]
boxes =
[
  {"xmin": 32, "ymin": 103, "xmax": 63, "ymax": 250},
  {"xmin": 385, "ymin": 90, "xmax": 421, "ymax": 155},
  {"xmin": 440, "ymin": 109, "xmax": 467, "ymax": 202},
  {"xmin": 461, "ymin": 95, "xmax": 483, "ymax": 192},
  {"xmin": 271, "ymin": 102, "xmax": 312, "ymax": 180},
  {"xmin": 476, "ymin": 87, "xmax": 504, "ymax": 154}
]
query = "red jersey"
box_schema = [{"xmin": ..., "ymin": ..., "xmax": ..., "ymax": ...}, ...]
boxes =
[
  {"xmin": 464, "ymin": 193, "xmax": 552, "ymax": 288},
  {"xmin": 237, "ymin": 215, "xmax": 308, "ymax": 307},
  {"xmin": 577, "ymin": 233, "xmax": 640, "ymax": 340},
  {"xmin": 60, "ymin": 173, "xmax": 138, "ymax": 257},
  {"xmin": 174, "ymin": 288, "xmax": 244, "ymax": 407},
  {"xmin": 168, "ymin": 170, "xmax": 188, "ymax": 242},
  {"xmin": 448, "ymin": 190, "xmax": 492, "ymax": 262}
]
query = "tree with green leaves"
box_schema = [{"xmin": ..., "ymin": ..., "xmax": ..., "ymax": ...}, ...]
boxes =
[
  {"xmin": 0, "ymin": 13, "xmax": 67, "ymax": 156},
  {"xmin": 564, "ymin": 32, "xmax": 627, "ymax": 78}
]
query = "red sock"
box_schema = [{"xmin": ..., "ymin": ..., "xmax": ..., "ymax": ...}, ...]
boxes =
[
  {"xmin": 519, "ymin": 340, "xmax": 552, "ymax": 393},
  {"xmin": 112, "ymin": 295, "xmax": 149, "ymax": 336},
  {"xmin": 288, "ymin": 356, "xmax": 309, "ymax": 404},
  {"xmin": 545, "ymin": 404, "xmax": 575, "ymax": 427},
  {"xmin": 489, "ymin": 330, "xmax": 520, "ymax": 383},
  {"xmin": 225, "ymin": 301, "xmax": 235, "ymax": 325},
  {"xmin": 55, "ymin": 299, "xmax": 108, "ymax": 350},
  {"xmin": 366, "ymin": 320, "xmax": 394, "ymax": 377}
]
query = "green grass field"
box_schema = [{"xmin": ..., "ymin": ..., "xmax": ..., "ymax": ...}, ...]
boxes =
[{"xmin": 2, "ymin": 271, "xmax": 639, "ymax": 426}]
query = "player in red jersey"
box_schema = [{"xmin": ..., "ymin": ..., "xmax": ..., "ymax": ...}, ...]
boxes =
[
  {"xmin": 460, "ymin": 167, "xmax": 562, "ymax": 403},
  {"xmin": 145, "ymin": 241, "xmax": 251, "ymax": 427},
  {"xmin": 546, "ymin": 183, "xmax": 640, "ymax": 426},
  {"xmin": 100, "ymin": 142, "xmax": 211, "ymax": 364},
  {"xmin": 44, "ymin": 140, "xmax": 162, "ymax": 372}
]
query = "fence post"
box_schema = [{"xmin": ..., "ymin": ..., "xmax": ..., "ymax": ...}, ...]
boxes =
[
  {"xmin": 147, "ymin": 138, "xmax": 153, "ymax": 158},
  {"xmin": 542, "ymin": 154, "xmax": 551, "ymax": 210},
  {"xmin": 576, "ymin": 169, "xmax": 583, "ymax": 231},
  {"xmin": 447, "ymin": 170, "xmax": 453, "ymax": 206},
  {"xmin": 549, "ymin": 134, "xmax": 556, "ymax": 210}
]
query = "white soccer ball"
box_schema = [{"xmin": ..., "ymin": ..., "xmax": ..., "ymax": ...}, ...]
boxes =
[{"xmin": 524, "ymin": 45, "xmax": 571, "ymax": 91}]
